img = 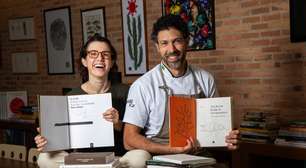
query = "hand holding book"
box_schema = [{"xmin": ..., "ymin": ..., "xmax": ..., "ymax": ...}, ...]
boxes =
[
  {"xmin": 225, "ymin": 129, "xmax": 240, "ymax": 150},
  {"xmin": 34, "ymin": 127, "xmax": 47, "ymax": 152}
]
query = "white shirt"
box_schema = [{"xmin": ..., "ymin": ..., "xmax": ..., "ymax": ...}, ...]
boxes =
[{"xmin": 123, "ymin": 63, "xmax": 218, "ymax": 138}]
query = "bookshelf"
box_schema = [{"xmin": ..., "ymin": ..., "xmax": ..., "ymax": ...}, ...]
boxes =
[
  {"xmin": 0, "ymin": 119, "xmax": 37, "ymax": 149},
  {"xmin": 232, "ymin": 141, "xmax": 306, "ymax": 168}
]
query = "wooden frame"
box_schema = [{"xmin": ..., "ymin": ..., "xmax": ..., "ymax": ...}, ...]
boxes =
[
  {"xmin": 162, "ymin": 0, "xmax": 216, "ymax": 51},
  {"xmin": 44, "ymin": 7, "xmax": 74, "ymax": 74},
  {"xmin": 81, "ymin": 7, "xmax": 107, "ymax": 44},
  {"xmin": 121, "ymin": 0, "xmax": 148, "ymax": 76},
  {"xmin": 11, "ymin": 52, "xmax": 38, "ymax": 74},
  {"xmin": 8, "ymin": 17, "xmax": 35, "ymax": 40}
]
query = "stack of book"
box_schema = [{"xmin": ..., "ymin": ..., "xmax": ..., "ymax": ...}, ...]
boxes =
[
  {"xmin": 146, "ymin": 154, "xmax": 216, "ymax": 168},
  {"xmin": 239, "ymin": 112, "xmax": 279, "ymax": 143},
  {"xmin": 59, "ymin": 152, "xmax": 120, "ymax": 168},
  {"xmin": 275, "ymin": 120, "xmax": 306, "ymax": 148}
]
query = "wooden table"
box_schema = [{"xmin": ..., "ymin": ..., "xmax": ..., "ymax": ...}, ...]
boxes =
[
  {"xmin": 232, "ymin": 141, "xmax": 306, "ymax": 168},
  {"xmin": 0, "ymin": 158, "xmax": 38, "ymax": 168},
  {"xmin": 0, "ymin": 119, "xmax": 37, "ymax": 149}
]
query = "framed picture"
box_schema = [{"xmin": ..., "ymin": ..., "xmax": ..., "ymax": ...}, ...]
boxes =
[
  {"xmin": 162, "ymin": 0, "xmax": 216, "ymax": 51},
  {"xmin": 121, "ymin": 0, "xmax": 148, "ymax": 76},
  {"xmin": 11, "ymin": 52, "xmax": 38, "ymax": 73},
  {"xmin": 8, "ymin": 17, "xmax": 35, "ymax": 40},
  {"xmin": 81, "ymin": 7, "xmax": 106, "ymax": 44},
  {"xmin": 44, "ymin": 7, "xmax": 74, "ymax": 74}
]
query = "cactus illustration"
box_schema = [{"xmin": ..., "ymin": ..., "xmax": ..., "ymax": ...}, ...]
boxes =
[{"xmin": 127, "ymin": 14, "xmax": 143, "ymax": 70}]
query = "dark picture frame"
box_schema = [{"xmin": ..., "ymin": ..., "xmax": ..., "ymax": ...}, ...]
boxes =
[
  {"xmin": 121, "ymin": 0, "xmax": 148, "ymax": 76},
  {"xmin": 81, "ymin": 7, "xmax": 107, "ymax": 44},
  {"xmin": 44, "ymin": 7, "xmax": 74, "ymax": 74},
  {"xmin": 162, "ymin": 0, "xmax": 216, "ymax": 51}
]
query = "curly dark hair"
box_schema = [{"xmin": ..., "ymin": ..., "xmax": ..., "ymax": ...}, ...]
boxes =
[
  {"xmin": 79, "ymin": 34, "xmax": 118, "ymax": 83},
  {"xmin": 151, "ymin": 15, "xmax": 189, "ymax": 43}
]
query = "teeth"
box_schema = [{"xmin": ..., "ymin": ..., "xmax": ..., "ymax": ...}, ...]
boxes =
[{"xmin": 94, "ymin": 64, "xmax": 105, "ymax": 68}]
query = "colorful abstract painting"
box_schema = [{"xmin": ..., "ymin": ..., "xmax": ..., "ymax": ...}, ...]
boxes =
[{"xmin": 162, "ymin": 0, "xmax": 215, "ymax": 51}]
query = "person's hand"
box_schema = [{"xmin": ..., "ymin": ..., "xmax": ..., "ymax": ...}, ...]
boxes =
[
  {"xmin": 103, "ymin": 107, "xmax": 119, "ymax": 124},
  {"xmin": 34, "ymin": 127, "xmax": 47, "ymax": 152},
  {"xmin": 170, "ymin": 137, "xmax": 199, "ymax": 154},
  {"xmin": 225, "ymin": 129, "xmax": 239, "ymax": 150}
]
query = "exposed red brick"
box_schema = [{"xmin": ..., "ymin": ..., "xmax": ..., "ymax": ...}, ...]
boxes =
[
  {"xmin": 262, "ymin": 13, "xmax": 281, "ymax": 21},
  {"xmin": 251, "ymin": 7, "xmax": 270, "ymax": 15},
  {"xmin": 251, "ymin": 23, "xmax": 268, "ymax": 30},
  {"xmin": 261, "ymin": 30, "xmax": 281, "ymax": 37},
  {"xmin": 241, "ymin": 32, "xmax": 260, "ymax": 39},
  {"xmin": 252, "ymin": 39, "xmax": 270, "ymax": 46},
  {"xmin": 241, "ymin": 1, "xmax": 259, "ymax": 8},
  {"xmin": 242, "ymin": 16, "xmax": 261, "ymax": 23}
]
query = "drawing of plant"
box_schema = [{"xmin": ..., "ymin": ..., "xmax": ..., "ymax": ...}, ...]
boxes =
[{"xmin": 126, "ymin": 0, "xmax": 143, "ymax": 71}]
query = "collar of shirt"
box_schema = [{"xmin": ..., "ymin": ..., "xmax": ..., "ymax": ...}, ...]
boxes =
[{"xmin": 160, "ymin": 62, "xmax": 191, "ymax": 79}]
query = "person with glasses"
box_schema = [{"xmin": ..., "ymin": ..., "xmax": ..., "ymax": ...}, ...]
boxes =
[
  {"xmin": 34, "ymin": 34, "xmax": 129, "ymax": 168},
  {"xmin": 120, "ymin": 15, "xmax": 239, "ymax": 168}
]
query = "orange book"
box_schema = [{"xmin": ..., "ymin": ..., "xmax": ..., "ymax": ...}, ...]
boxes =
[
  {"xmin": 169, "ymin": 96, "xmax": 196, "ymax": 147},
  {"xmin": 169, "ymin": 96, "xmax": 232, "ymax": 147}
]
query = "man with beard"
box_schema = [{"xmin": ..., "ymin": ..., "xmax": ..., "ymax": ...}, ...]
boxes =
[{"xmin": 120, "ymin": 15, "xmax": 239, "ymax": 168}]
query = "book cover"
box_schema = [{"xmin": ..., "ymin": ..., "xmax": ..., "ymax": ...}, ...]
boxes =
[
  {"xmin": 169, "ymin": 96, "xmax": 196, "ymax": 147},
  {"xmin": 64, "ymin": 152, "xmax": 115, "ymax": 165},
  {"xmin": 39, "ymin": 93, "xmax": 114, "ymax": 151},
  {"xmin": 60, "ymin": 158, "xmax": 120, "ymax": 168},
  {"xmin": 169, "ymin": 96, "xmax": 232, "ymax": 147},
  {"xmin": 152, "ymin": 154, "xmax": 216, "ymax": 165}
]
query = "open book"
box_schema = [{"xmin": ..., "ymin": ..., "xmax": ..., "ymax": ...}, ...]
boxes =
[
  {"xmin": 39, "ymin": 93, "xmax": 114, "ymax": 151},
  {"xmin": 169, "ymin": 96, "xmax": 232, "ymax": 147}
]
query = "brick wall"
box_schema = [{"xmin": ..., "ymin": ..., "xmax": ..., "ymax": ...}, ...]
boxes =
[{"xmin": 0, "ymin": 0, "xmax": 305, "ymax": 126}]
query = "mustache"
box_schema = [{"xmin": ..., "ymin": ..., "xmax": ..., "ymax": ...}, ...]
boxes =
[{"xmin": 164, "ymin": 51, "xmax": 181, "ymax": 57}]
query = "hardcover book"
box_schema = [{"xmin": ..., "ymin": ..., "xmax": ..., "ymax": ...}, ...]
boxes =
[
  {"xmin": 169, "ymin": 96, "xmax": 232, "ymax": 147},
  {"xmin": 39, "ymin": 93, "xmax": 114, "ymax": 151},
  {"xmin": 64, "ymin": 152, "xmax": 115, "ymax": 165},
  {"xmin": 60, "ymin": 158, "xmax": 120, "ymax": 168},
  {"xmin": 152, "ymin": 154, "xmax": 216, "ymax": 165}
]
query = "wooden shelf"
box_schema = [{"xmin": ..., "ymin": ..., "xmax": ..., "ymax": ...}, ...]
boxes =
[
  {"xmin": 232, "ymin": 141, "xmax": 306, "ymax": 168},
  {"xmin": 0, "ymin": 119, "xmax": 37, "ymax": 149}
]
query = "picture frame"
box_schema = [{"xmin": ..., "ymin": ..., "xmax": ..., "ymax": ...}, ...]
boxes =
[
  {"xmin": 81, "ymin": 7, "xmax": 106, "ymax": 44},
  {"xmin": 8, "ymin": 17, "xmax": 35, "ymax": 40},
  {"xmin": 11, "ymin": 52, "xmax": 38, "ymax": 73},
  {"xmin": 121, "ymin": 0, "xmax": 148, "ymax": 76},
  {"xmin": 162, "ymin": 0, "xmax": 216, "ymax": 51},
  {"xmin": 44, "ymin": 7, "xmax": 74, "ymax": 74}
]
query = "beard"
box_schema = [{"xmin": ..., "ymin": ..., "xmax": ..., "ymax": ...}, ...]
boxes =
[{"xmin": 162, "ymin": 50, "xmax": 186, "ymax": 69}]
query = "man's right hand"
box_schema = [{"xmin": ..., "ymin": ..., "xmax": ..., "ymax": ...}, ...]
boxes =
[
  {"xmin": 169, "ymin": 137, "xmax": 199, "ymax": 154},
  {"xmin": 34, "ymin": 127, "xmax": 47, "ymax": 152}
]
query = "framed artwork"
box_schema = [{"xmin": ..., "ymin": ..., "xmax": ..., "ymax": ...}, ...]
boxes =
[
  {"xmin": 44, "ymin": 7, "xmax": 74, "ymax": 74},
  {"xmin": 162, "ymin": 0, "xmax": 216, "ymax": 51},
  {"xmin": 81, "ymin": 7, "xmax": 106, "ymax": 44},
  {"xmin": 8, "ymin": 17, "xmax": 35, "ymax": 40},
  {"xmin": 121, "ymin": 0, "xmax": 148, "ymax": 76},
  {"xmin": 11, "ymin": 52, "xmax": 38, "ymax": 73}
]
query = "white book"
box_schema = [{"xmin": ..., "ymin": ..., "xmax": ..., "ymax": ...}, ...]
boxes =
[
  {"xmin": 169, "ymin": 96, "xmax": 232, "ymax": 147},
  {"xmin": 153, "ymin": 154, "xmax": 216, "ymax": 165},
  {"xmin": 60, "ymin": 158, "xmax": 120, "ymax": 168},
  {"xmin": 39, "ymin": 93, "xmax": 114, "ymax": 152}
]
